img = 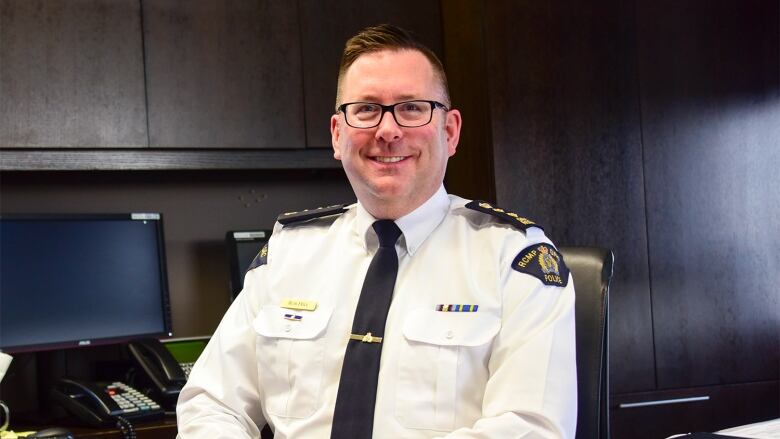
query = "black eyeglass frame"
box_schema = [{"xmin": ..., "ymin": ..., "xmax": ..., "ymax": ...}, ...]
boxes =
[{"xmin": 336, "ymin": 100, "xmax": 449, "ymax": 129}]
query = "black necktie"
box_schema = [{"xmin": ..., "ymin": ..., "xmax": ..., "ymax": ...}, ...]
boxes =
[{"xmin": 331, "ymin": 220, "xmax": 402, "ymax": 439}]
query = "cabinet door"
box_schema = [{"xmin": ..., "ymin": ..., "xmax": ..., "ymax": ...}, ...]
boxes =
[
  {"xmin": 143, "ymin": 0, "xmax": 304, "ymax": 149},
  {"xmin": 298, "ymin": 0, "xmax": 443, "ymax": 148},
  {"xmin": 0, "ymin": 0, "xmax": 147, "ymax": 148},
  {"xmin": 638, "ymin": 0, "xmax": 780, "ymax": 388},
  {"xmin": 483, "ymin": 0, "xmax": 656, "ymax": 394},
  {"xmin": 611, "ymin": 382, "xmax": 779, "ymax": 439}
]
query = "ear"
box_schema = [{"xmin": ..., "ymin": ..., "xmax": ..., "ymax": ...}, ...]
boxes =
[
  {"xmin": 444, "ymin": 109, "xmax": 462, "ymax": 157},
  {"xmin": 331, "ymin": 114, "xmax": 342, "ymax": 160}
]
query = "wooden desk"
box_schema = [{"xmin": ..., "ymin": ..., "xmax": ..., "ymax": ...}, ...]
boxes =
[{"xmin": 18, "ymin": 416, "xmax": 177, "ymax": 439}]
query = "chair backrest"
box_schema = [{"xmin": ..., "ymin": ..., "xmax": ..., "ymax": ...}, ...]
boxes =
[{"xmin": 558, "ymin": 246, "xmax": 614, "ymax": 439}]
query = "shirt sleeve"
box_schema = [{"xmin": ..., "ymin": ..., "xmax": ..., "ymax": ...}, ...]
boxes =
[
  {"xmin": 436, "ymin": 239, "xmax": 578, "ymax": 439},
  {"xmin": 176, "ymin": 266, "xmax": 268, "ymax": 439}
]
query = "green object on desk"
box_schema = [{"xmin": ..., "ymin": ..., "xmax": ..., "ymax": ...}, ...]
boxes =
[{"xmin": 162, "ymin": 337, "xmax": 209, "ymax": 364}]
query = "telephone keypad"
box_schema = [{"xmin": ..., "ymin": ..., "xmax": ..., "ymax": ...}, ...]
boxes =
[
  {"xmin": 180, "ymin": 361, "xmax": 195, "ymax": 379},
  {"xmin": 105, "ymin": 382, "xmax": 162, "ymax": 415}
]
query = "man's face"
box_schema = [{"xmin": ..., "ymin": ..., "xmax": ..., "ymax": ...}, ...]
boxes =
[{"xmin": 331, "ymin": 49, "xmax": 461, "ymax": 218}]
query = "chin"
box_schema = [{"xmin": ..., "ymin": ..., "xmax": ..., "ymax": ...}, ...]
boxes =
[
  {"xmin": 360, "ymin": 179, "xmax": 405, "ymax": 199},
  {"xmin": 372, "ymin": 186, "xmax": 408, "ymax": 201}
]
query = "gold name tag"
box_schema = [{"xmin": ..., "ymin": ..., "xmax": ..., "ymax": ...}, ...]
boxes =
[{"xmin": 280, "ymin": 298, "xmax": 317, "ymax": 311}]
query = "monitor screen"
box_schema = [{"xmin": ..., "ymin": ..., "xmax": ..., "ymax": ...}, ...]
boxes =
[
  {"xmin": 161, "ymin": 336, "xmax": 209, "ymax": 364},
  {"xmin": 225, "ymin": 230, "xmax": 270, "ymax": 300},
  {"xmin": 0, "ymin": 213, "xmax": 172, "ymax": 353}
]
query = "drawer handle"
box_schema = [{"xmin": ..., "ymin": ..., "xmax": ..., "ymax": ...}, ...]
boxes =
[{"xmin": 619, "ymin": 396, "xmax": 710, "ymax": 409}]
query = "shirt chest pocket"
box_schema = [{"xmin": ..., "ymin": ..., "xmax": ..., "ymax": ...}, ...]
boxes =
[
  {"xmin": 253, "ymin": 305, "xmax": 332, "ymax": 419},
  {"xmin": 396, "ymin": 309, "xmax": 501, "ymax": 432}
]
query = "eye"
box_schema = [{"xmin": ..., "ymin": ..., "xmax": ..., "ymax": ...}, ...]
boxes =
[
  {"xmin": 352, "ymin": 103, "xmax": 379, "ymax": 114},
  {"xmin": 397, "ymin": 101, "xmax": 424, "ymax": 113}
]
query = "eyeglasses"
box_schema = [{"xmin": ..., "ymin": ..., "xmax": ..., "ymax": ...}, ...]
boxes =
[{"xmin": 337, "ymin": 100, "xmax": 449, "ymax": 129}]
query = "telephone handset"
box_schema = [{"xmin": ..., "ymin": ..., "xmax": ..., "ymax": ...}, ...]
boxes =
[
  {"xmin": 127, "ymin": 338, "xmax": 186, "ymax": 410},
  {"xmin": 50, "ymin": 379, "xmax": 164, "ymax": 427}
]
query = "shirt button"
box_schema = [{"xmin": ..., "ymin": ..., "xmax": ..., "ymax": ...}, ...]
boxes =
[
  {"xmin": 284, "ymin": 324, "xmax": 292, "ymax": 332},
  {"xmin": 445, "ymin": 330, "xmax": 454, "ymax": 339}
]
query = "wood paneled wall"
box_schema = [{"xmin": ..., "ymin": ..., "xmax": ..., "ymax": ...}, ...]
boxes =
[
  {"xmin": 298, "ymin": 0, "xmax": 443, "ymax": 148},
  {"xmin": 451, "ymin": 0, "xmax": 780, "ymax": 437},
  {"xmin": 480, "ymin": 0, "xmax": 655, "ymax": 394},
  {"xmin": 440, "ymin": 0, "xmax": 495, "ymax": 203},
  {"xmin": 637, "ymin": 0, "xmax": 780, "ymax": 390}
]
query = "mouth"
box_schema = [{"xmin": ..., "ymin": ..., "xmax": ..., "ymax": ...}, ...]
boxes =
[{"xmin": 372, "ymin": 156, "xmax": 407, "ymax": 164}]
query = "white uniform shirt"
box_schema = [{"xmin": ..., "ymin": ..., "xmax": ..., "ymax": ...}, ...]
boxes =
[{"xmin": 177, "ymin": 186, "xmax": 577, "ymax": 438}]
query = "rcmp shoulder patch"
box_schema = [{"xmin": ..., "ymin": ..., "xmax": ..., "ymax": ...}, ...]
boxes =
[
  {"xmin": 465, "ymin": 200, "xmax": 542, "ymax": 232},
  {"xmin": 247, "ymin": 243, "xmax": 269, "ymax": 271},
  {"xmin": 512, "ymin": 243, "xmax": 569, "ymax": 287},
  {"xmin": 277, "ymin": 204, "xmax": 348, "ymax": 226}
]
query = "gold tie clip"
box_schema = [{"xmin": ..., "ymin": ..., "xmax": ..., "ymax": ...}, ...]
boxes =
[{"xmin": 349, "ymin": 332, "xmax": 383, "ymax": 343}]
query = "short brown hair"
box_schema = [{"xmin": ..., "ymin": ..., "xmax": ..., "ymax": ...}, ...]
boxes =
[{"xmin": 335, "ymin": 24, "xmax": 450, "ymax": 110}]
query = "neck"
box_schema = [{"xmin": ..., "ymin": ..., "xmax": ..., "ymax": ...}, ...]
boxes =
[
  {"xmin": 361, "ymin": 199, "xmax": 416, "ymax": 220},
  {"xmin": 359, "ymin": 186, "xmax": 441, "ymax": 220}
]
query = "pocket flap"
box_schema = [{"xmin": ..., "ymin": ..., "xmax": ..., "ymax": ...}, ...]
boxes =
[
  {"xmin": 402, "ymin": 308, "xmax": 500, "ymax": 347},
  {"xmin": 253, "ymin": 305, "xmax": 332, "ymax": 339}
]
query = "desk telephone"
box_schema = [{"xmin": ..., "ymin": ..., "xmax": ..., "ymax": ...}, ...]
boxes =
[
  {"xmin": 50, "ymin": 379, "xmax": 164, "ymax": 427},
  {"xmin": 49, "ymin": 338, "xmax": 186, "ymax": 427},
  {"xmin": 127, "ymin": 338, "xmax": 187, "ymax": 410}
]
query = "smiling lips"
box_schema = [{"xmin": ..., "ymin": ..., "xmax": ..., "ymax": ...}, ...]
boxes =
[{"xmin": 373, "ymin": 156, "xmax": 407, "ymax": 163}]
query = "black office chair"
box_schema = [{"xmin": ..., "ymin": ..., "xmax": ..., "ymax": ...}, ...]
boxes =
[{"xmin": 558, "ymin": 246, "xmax": 614, "ymax": 439}]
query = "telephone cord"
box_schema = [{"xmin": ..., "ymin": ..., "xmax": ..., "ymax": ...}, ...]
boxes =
[{"xmin": 115, "ymin": 415, "xmax": 136, "ymax": 439}]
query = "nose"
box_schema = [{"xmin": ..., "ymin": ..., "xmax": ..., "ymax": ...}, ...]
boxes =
[{"xmin": 374, "ymin": 110, "xmax": 403, "ymax": 143}]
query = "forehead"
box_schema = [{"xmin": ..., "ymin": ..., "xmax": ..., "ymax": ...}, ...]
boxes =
[{"xmin": 341, "ymin": 49, "xmax": 439, "ymax": 102}]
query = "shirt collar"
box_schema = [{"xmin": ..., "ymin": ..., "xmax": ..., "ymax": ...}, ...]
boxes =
[{"xmin": 355, "ymin": 185, "xmax": 450, "ymax": 256}]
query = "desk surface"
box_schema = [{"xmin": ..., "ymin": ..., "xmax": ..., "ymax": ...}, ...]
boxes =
[
  {"xmin": 718, "ymin": 418, "xmax": 780, "ymax": 439},
  {"xmin": 12, "ymin": 416, "xmax": 177, "ymax": 439},
  {"xmin": 668, "ymin": 418, "xmax": 780, "ymax": 439}
]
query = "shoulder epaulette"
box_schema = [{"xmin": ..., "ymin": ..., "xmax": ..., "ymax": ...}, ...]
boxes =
[
  {"xmin": 277, "ymin": 204, "xmax": 348, "ymax": 226},
  {"xmin": 247, "ymin": 243, "xmax": 269, "ymax": 271},
  {"xmin": 465, "ymin": 200, "xmax": 543, "ymax": 232}
]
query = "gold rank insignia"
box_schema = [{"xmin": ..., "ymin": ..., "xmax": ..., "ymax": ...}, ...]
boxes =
[
  {"xmin": 277, "ymin": 204, "xmax": 348, "ymax": 225},
  {"xmin": 512, "ymin": 243, "xmax": 569, "ymax": 287},
  {"xmin": 466, "ymin": 200, "xmax": 541, "ymax": 231}
]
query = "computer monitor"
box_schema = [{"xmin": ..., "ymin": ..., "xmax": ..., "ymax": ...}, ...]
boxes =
[
  {"xmin": 225, "ymin": 230, "xmax": 270, "ymax": 300},
  {"xmin": 0, "ymin": 213, "xmax": 173, "ymax": 353}
]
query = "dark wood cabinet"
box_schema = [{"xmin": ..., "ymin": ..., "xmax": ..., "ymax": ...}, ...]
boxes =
[
  {"xmin": 298, "ymin": 0, "xmax": 444, "ymax": 148},
  {"xmin": 0, "ymin": 0, "xmax": 147, "ymax": 148},
  {"xmin": 482, "ymin": 0, "xmax": 656, "ymax": 395},
  {"xmin": 1, "ymin": 0, "xmax": 446, "ymax": 163},
  {"xmin": 612, "ymin": 381, "xmax": 779, "ymax": 439},
  {"xmin": 143, "ymin": 0, "xmax": 304, "ymax": 149},
  {"xmin": 637, "ymin": 0, "xmax": 780, "ymax": 390},
  {"xmin": 477, "ymin": 0, "xmax": 779, "ymax": 437},
  {"xmin": 440, "ymin": 1, "xmax": 496, "ymax": 203}
]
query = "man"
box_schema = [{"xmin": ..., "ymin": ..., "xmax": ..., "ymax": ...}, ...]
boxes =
[{"xmin": 177, "ymin": 24, "xmax": 577, "ymax": 438}]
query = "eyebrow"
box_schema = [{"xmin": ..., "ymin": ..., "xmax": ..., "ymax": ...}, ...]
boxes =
[{"xmin": 353, "ymin": 94, "xmax": 420, "ymax": 103}]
